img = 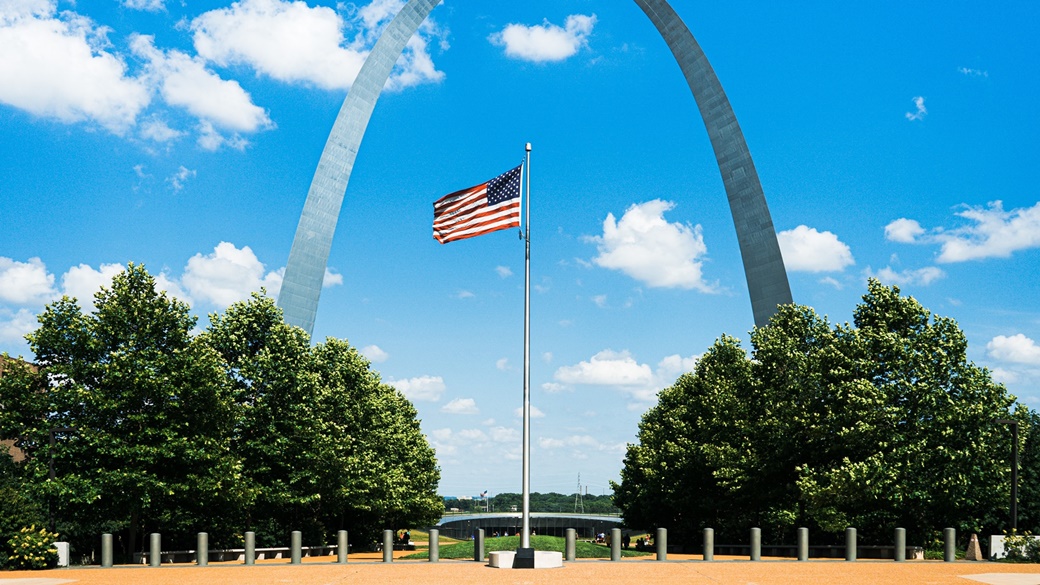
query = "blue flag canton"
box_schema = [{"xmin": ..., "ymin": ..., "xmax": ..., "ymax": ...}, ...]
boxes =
[{"xmin": 487, "ymin": 164, "xmax": 522, "ymax": 206}]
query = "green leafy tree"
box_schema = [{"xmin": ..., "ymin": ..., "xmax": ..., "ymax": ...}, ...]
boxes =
[
  {"xmin": 3, "ymin": 264, "xmax": 242, "ymax": 559},
  {"xmin": 614, "ymin": 280, "xmax": 1018, "ymax": 546}
]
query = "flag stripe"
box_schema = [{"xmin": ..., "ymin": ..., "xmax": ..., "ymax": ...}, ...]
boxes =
[{"xmin": 433, "ymin": 164, "xmax": 522, "ymax": 244}]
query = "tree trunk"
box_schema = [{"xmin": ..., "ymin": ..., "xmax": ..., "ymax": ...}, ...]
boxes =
[{"xmin": 127, "ymin": 509, "xmax": 138, "ymax": 565}]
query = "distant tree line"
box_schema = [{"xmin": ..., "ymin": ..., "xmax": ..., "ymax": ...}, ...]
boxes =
[
  {"xmin": 0, "ymin": 264, "xmax": 441, "ymax": 563},
  {"xmin": 613, "ymin": 280, "xmax": 1037, "ymax": 548},
  {"xmin": 445, "ymin": 492, "xmax": 620, "ymax": 515}
]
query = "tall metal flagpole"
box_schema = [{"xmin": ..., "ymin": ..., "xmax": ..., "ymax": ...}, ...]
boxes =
[{"xmin": 518, "ymin": 142, "xmax": 533, "ymax": 563}]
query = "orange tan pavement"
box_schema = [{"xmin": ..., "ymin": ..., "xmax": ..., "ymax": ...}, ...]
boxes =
[{"xmin": 3, "ymin": 554, "xmax": 1040, "ymax": 585}]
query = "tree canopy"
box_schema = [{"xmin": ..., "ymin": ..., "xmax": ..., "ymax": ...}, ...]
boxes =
[
  {"xmin": 613, "ymin": 280, "xmax": 1023, "ymax": 546},
  {"xmin": 0, "ymin": 264, "xmax": 440, "ymax": 561}
]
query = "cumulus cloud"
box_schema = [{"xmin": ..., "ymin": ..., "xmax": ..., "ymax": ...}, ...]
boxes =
[
  {"xmin": 988, "ymin": 334, "xmax": 1040, "ymax": 365},
  {"xmin": 60, "ymin": 263, "xmax": 125, "ymax": 307},
  {"xmin": 495, "ymin": 266, "xmax": 513, "ymax": 278},
  {"xmin": 552, "ymin": 349, "xmax": 700, "ymax": 404},
  {"xmin": 167, "ymin": 166, "xmax": 196, "ymax": 191},
  {"xmin": 131, "ymin": 34, "xmax": 272, "ymax": 134},
  {"xmin": 0, "ymin": 308, "xmax": 37, "ymax": 348},
  {"xmin": 489, "ymin": 14, "xmax": 596, "ymax": 63},
  {"xmin": 867, "ymin": 266, "xmax": 945, "ymax": 286},
  {"xmin": 884, "ymin": 218, "xmax": 925, "ymax": 243},
  {"xmin": 442, "ymin": 398, "xmax": 479, "ymax": 415},
  {"xmin": 886, "ymin": 202, "xmax": 1040, "ymax": 262},
  {"xmin": 495, "ymin": 358, "xmax": 510, "ymax": 371},
  {"xmin": 139, "ymin": 118, "xmax": 183, "ymax": 142},
  {"xmin": 514, "ymin": 405, "xmax": 545, "ymax": 419},
  {"xmin": 905, "ymin": 96, "xmax": 927, "ymax": 121},
  {"xmin": 0, "ymin": 3, "xmax": 150, "ymax": 133},
  {"xmin": 181, "ymin": 242, "xmax": 282, "ymax": 308},
  {"xmin": 122, "ymin": 0, "xmax": 164, "ymax": 12},
  {"xmin": 360, "ymin": 344, "xmax": 389, "ymax": 363},
  {"xmin": 958, "ymin": 67, "xmax": 988, "ymax": 77},
  {"xmin": 389, "ymin": 375, "xmax": 445, "ymax": 401},
  {"xmin": 587, "ymin": 200, "xmax": 716, "ymax": 292},
  {"xmin": 537, "ymin": 434, "xmax": 624, "ymax": 454},
  {"xmin": 191, "ymin": 0, "xmax": 442, "ymax": 92},
  {"xmin": 777, "ymin": 225, "xmax": 854, "ymax": 272},
  {"xmin": 0, "ymin": 257, "xmax": 56, "ymax": 305}
]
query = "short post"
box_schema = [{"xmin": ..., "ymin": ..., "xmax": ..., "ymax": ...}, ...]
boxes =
[
  {"xmin": 703, "ymin": 528, "xmax": 714, "ymax": 561},
  {"xmin": 149, "ymin": 533, "xmax": 161, "ymax": 567},
  {"xmin": 383, "ymin": 530, "xmax": 394, "ymax": 563},
  {"xmin": 797, "ymin": 527, "xmax": 808, "ymax": 561},
  {"xmin": 944, "ymin": 527, "xmax": 956, "ymax": 562},
  {"xmin": 337, "ymin": 530, "xmax": 348, "ymax": 564},
  {"xmin": 197, "ymin": 532, "xmax": 208, "ymax": 566},
  {"xmin": 894, "ymin": 528, "xmax": 906, "ymax": 562},
  {"xmin": 656, "ymin": 527, "xmax": 667, "ymax": 561},
  {"xmin": 245, "ymin": 531, "xmax": 255, "ymax": 565},
  {"xmin": 846, "ymin": 527, "xmax": 857, "ymax": 561},
  {"xmin": 750, "ymin": 527, "xmax": 761, "ymax": 561},
  {"xmin": 428, "ymin": 529, "xmax": 439, "ymax": 563},
  {"xmin": 101, "ymin": 533, "xmax": 113, "ymax": 568},
  {"xmin": 291, "ymin": 530, "xmax": 301, "ymax": 564},
  {"xmin": 610, "ymin": 527, "xmax": 621, "ymax": 561},
  {"xmin": 473, "ymin": 528, "xmax": 484, "ymax": 562},
  {"xmin": 565, "ymin": 528, "xmax": 576, "ymax": 561}
]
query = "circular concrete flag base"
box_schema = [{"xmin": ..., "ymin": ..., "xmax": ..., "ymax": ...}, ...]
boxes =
[{"xmin": 487, "ymin": 550, "xmax": 564, "ymax": 569}]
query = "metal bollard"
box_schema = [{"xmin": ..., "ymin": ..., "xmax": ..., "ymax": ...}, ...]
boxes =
[
  {"xmin": 944, "ymin": 528, "xmax": 956, "ymax": 562},
  {"xmin": 383, "ymin": 530, "xmax": 394, "ymax": 563},
  {"xmin": 894, "ymin": 528, "xmax": 905, "ymax": 562},
  {"xmin": 291, "ymin": 531, "xmax": 302, "ymax": 564},
  {"xmin": 610, "ymin": 528, "xmax": 621, "ymax": 561},
  {"xmin": 101, "ymin": 533, "xmax": 113, "ymax": 568},
  {"xmin": 750, "ymin": 527, "xmax": 761, "ymax": 561},
  {"xmin": 149, "ymin": 533, "xmax": 161, "ymax": 567},
  {"xmin": 565, "ymin": 528, "xmax": 576, "ymax": 561},
  {"xmin": 703, "ymin": 528, "xmax": 714, "ymax": 561},
  {"xmin": 428, "ymin": 529, "xmax": 439, "ymax": 563},
  {"xmin": 656, "ymin": 527, "xmax": 667, "ymax": 561},
  {"xmin": 846, "ymin": 527, "xmax": 857, "ymax": 561},
  {"xmin": 245, "ymin": 531, "xmax": 255, "ymax": 565},
  {"xmin": 197, "ymin": 532, "xmax": 208, "ymax": 566},
  {"xmin": 473, "ymin": 528, "xmax": 484, "ymax": 562},
  {"xmin": 798, "ymin": 527, "xmax": 808, "ymax": 561},
  {"xmin": 337, "ymin": 530, "xmax": 348, "ymax": 564}
]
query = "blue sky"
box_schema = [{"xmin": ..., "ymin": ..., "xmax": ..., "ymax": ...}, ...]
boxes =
[{"xmin": 2, "ymin": 0, "xmax": 1038, "ymax": 499}]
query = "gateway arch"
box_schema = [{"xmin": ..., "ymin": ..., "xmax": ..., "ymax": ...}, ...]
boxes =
[{"xmin": 277, "ymin": 0, "xmax": 793, "ymax": 334}]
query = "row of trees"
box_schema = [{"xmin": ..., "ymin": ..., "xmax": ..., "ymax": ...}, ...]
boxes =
[
  {"xmin": 0, "ymin": 264, "xmax": 441, "ymax": 562},
  {"xmin": 613, "ymin": 280, "xmax": 1032, "ymax": 547}
]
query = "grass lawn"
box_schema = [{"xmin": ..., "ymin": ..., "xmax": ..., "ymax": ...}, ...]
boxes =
[{"xmin": 403, "ymin": 535, "xmax": 652, "ymax": 560}]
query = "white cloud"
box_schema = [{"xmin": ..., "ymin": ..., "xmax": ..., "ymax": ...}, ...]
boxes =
[
  {"xmin": 541, "ymin": 382, "xmax": 568, "ymax": 393},
  {"xmin": 514, "ymin": 405, "xmax": 545, "ymax": 419},
  {"xmin": 442, "ymin": 398, "xmax": 479, "ymax": 415},
  {"xmin": 389, "ymin": 375, "xmax": 445, "ymax": 401},
  {"xmin": 905, "ymin": 96, "xmax": 927, "ymax": 121},
  {"xmin": 0, "ymin": 308, "xmax": 37, "ymax": 347},
  {"xmin": 139, "ymin": 118, "xmax": 183, "ymax": 142},
  {"xmin": 542, "ymin": 351, "xmax": 553, "ymax": 363},
  {"xmin": 454, "ymin": 290, "xmax": 475, "ymax": 299},
  {"xmin": 360, "ymin": 344, "xmax": 389, "ymax": 363},
  {"xmin": 988, "ymin": 334, "xmax": 1040, "ymax": 366},
  {"xmin": 495, "ymin": 266, "xmax": 513, "ymax": 278},
  {"xmin": 591, "ymin": 294, "xmax": 607, "ymax": 308},
  {"xmin": 958, "ymin": 67, "xmax": 988, "ymax": 77},
  {"xmin": 587, "ymin": 200, "xmax": 716, "ymax": 292},
  {"xmin": 656, "ymin": 353, "xmax": 699, "ymax": 378},
  {"xmin": 131, "ymin": 34, "xmax": 272, "ymax": 135},
  {"xmin": 0, "ymin": 4, "xmax": 150, "ymax": 134},
  {"xmin": 0, "ymin": 257, "xmax": 56, "ymax": 305},
  {"xmin": 495, "ymin": 358, "xmax": 510, "ymax": 371},
  {"xmin": 122, "ymin": 0, "xmax": 164, "ymax": 12},
  {"xmin": 868, "ymin": 266, "xmax": 945, "ymax": 286},
  {"xmin": 554, "ymin": 349, "xmax": 653, "ymax": 387},
  {"xmin": 167, "ymin": 166, "xmax": 196, "ymax": 192},
  {"xmin": 489, "ymin": 426, "xmax": 520, "ymax": 443},
  {"xmin": 489, "ymin": 14, "xmax": 596, "ymax": 63},
  {"xmin": 181, "ymin": 242, "xmax": 281, "ymax": 308},
  {"xmin": 191, "ymin": 0, "xmax": 442, "ymax": 92},
  {"xmin": 884, "ymin": 218, "xmax": 925, "ymax": 243},
  {"xmin": 538, "ymin": 434, "xmax": 625, "ymax": 454},
  {"xmin": 886, "ymin": 202, "xmax": 1040, "ymax": 263},
  {"xmin": 777, "ymin": 225, "xmax": 854, "ymax": 272},
  {"xmin": 60, "ymin": 263, "xmax": 124, "ymax": 307}
]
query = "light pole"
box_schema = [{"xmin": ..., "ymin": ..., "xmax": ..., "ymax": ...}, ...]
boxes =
[{"xmin": 997, "ymin": 418, "xmax": 1019, "ymax": 531}]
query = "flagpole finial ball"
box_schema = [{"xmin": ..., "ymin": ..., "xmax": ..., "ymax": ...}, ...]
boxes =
[{"xmin": 525, "ymin": 143, "xmax": 532, "ymax": 152}]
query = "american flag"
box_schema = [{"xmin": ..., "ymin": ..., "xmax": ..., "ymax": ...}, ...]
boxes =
[{"xmin": 433, "ymin": 164, "xmax": 522, "ymax": 244}]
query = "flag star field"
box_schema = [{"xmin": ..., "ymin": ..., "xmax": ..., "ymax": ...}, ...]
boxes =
[{"xmin": 1, "ymin": 0, "xmax": 1038, "ymax": 498}]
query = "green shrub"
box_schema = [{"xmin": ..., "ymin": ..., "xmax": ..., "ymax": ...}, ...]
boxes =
[
  {"xmin": 6, "ymin": 525, "xmax": 58, "ymax": 570},
  {"xmin": 1001, "ymin": 530, "xmax": 1040, "ymax": 562}
]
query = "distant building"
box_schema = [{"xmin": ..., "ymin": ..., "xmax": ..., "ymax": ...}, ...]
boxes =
[{"xmin": 0, "ymin": 355, "xmax": 36, "ymax": 463}]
